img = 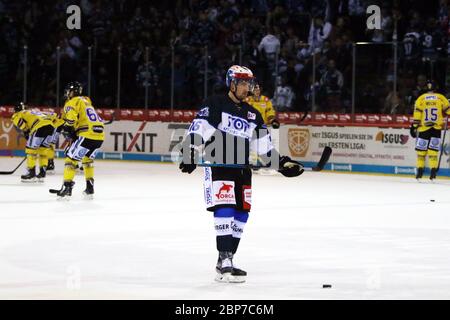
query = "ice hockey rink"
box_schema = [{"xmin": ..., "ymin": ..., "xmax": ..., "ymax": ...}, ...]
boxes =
[{"xmin": 1, "ymin": 157, "xmax": 450, "ymax": 300}]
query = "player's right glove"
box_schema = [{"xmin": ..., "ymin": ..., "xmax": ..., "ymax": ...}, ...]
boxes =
[
  {"xmin": 179, "ymin": 146, "xmax": 197, "ymax": 174},
  {"xmin": 61, "ymin": 125, "xmax": 77, "ymax": 140},
  {"xmin": 271, "ymin": 119, "xmax": 280, "ymax": 129},
  {"xmin": 278, "ymin": 155, "xmax": 304, "ymax": 177},
  {"xmin": 409, "ymin": 124, "xmax": 418, "ymax": 138}
]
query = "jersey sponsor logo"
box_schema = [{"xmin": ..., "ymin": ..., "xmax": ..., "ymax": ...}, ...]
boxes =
[
  {"xmin": 221, "ymin": 112, "xmax": 252, "ymax": 139},
  {"xmin": 429, "ymin": 137, "xmax": 441, "ymax": 150},
  {"xmin": 416, "ymin": 138, "xmax": 429, "ymax": 150},
  {"xmin": 203, "ymin": 167, "xmax": 214, "ymax": 207},
  {"xmin": 288, "ymin": 128, "xmax": 310, "ymax": 157},
  {"xmin": 205, "ymin": 186, "xmax": 213, "ymax": 206},
  {"xmin": 425, "ymin": 95, "xmax": 437, "ymax": 100},
  {"xmin": 231, "ymin": 221, "xmax": 243, "ymax": 234},
  {"xmin": 198, "ymin": 107, "xmax": 209, "ymax": 117},
  {"xmin": 247, "ymin": 111, "xmax": 256, "ymax": 120},
  {"xmin": 215, "ymin": 223, "xmax": 230, "ymax": 231},
  {"xmin": 213, "ymin": 181, "xmax": 236, "ymax": 205}
]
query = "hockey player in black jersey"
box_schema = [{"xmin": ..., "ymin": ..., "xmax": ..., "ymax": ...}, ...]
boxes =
[{"xmin": 179, "ymin": 65, "xmax": 304, "ymax": 283}]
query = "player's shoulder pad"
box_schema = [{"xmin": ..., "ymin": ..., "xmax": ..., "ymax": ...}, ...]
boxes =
[
  {"xmin": 437, "ymin": 93, "xmax": 449, "ymax": 101},
  {"xmin": 81, "ymin": 96, "xmax": 93, "ymax": 105},
  {"xmin": 197, "ymin": 95, "xmax": 219, "ymax": 118},
  {"xmin": 415, "ymin": 93, "xmax": 427, "ymax": 102}
]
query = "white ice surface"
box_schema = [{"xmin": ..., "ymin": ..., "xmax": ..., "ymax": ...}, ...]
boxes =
[{"xmin": 1, "ymin": 157, "xmax": 450, "ymax": 299}]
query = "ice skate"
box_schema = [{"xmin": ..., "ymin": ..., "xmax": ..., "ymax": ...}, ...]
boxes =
[
  {"xmin": 56, "ymin": 181, "xmax": 75, "ymax": 200},
  {"xmin": 21, "ymin": 168, "xmax": 37, "ymax": 183},
  {"xmin": 416, "ymin": 167, "xmax": 424, "ymax": 181},
  {"xmin": 215, "ymin": 252, "xmax": 246, "ymax": 283},
  {"xmin": 36, "ymin": 167, "xmax": 47, "ymax": 182},
  {"xmin": 83, "ymin": 179, "xmax": 94, "ymax": 200},
  {"xmin": 46, "ymin": 159, "xmax": 55, "ymax": 174},
  {"xmin": 430, "ymin": 168, "xmax": 437, "ymax": 181}
]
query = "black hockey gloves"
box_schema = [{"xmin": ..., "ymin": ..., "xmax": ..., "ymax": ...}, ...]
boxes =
[
  {"xmin": 271, "ymin": 119, "xmax": 280, "ymax": 129},
  {"xmin": 278, "ymin": 156, "xmax": 304, "ymax": 177},
  {"xmin": 409, "ymin": 124, "xmax": 418, "ymax": 138},
  {"xmin": 61, "ymin": 125, "xmax": 77, "ymax": 140}
]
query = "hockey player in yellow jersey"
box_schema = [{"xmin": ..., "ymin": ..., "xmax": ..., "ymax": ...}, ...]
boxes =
[
  {"xmin": 41, "ymin": 111, "xmax": 64, "ymax": 174},
  {"xmin": 11, "ymin": 102, "xmax": 56, "ymax": 182},
  {"xmin": 245, "ymin": 83, "xmax": 280, "ymax": 173},
  {"xmin": 50, "ymin": 81, "xmax": 104, "ymax": 199},
  {"xmin": 245, "ymin": 83, "xmax": 280, "ymax": 128},
  {"xmin": 410, "ymin": 80, "xmax": 450, "ymax": 180}
]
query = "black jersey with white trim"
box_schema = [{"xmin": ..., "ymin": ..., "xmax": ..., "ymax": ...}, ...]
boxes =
[{"xmin": 186, "ymin": 94, "xmax": 274, "ymax": 165}]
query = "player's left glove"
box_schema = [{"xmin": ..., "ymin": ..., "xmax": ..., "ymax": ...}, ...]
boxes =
[
  {"xmin": 271, "ymin": 119, "xmax": 280, "ymax": 129},
  {"xmin": 278, "ymin": 155, "xmax": 304, "ymax": 177},
  {"xmin": 409, "ymin": 124, "xmax": 418, "ymax": 138}
]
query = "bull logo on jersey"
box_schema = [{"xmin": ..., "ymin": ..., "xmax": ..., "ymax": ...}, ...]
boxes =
[
  {"xmin": 288, "ymin": 128, "xmax": 310, "ymax": 157},
  {"xmin": 212, "ymin": 181, "xmax": 236, "ymax": 205}
]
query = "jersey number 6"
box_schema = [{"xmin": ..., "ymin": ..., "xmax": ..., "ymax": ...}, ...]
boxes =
[{"xmin": 86, "ymin": 108, "xmax": 98, "ymax": 122}]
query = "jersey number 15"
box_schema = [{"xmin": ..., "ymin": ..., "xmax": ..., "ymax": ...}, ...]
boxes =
[{"xmin": 424, "ymin": 108, "xmax": 438, "ymax": 122}]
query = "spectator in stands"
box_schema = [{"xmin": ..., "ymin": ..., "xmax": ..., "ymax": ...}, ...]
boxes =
[
  {"xmin": 0, "ymin": 0, "xmax": 444, "ymax": 115},
  {"xmin": 273, "ymin": 76, "xmax": 295, "ymax": 111},
  {"xmin": 258, "ymin": 27, "xmax": 281, "ymax": 64},
  {"xmin": 402, "ymin": 23, "xmax": 422, "ymax": 75},
  {"xmin": 405, "ymin": 74, "xmax": 429, "ymax": 108},
  {"xmin": 319, "ymin": 59, "xmax": 344, "ymax": 112},
  {"xmin": 136, "ymin": 57, "xmax": 159, "ymax": 107},
  {"xmin": 383, "ymin": 85, "xmax": 405, "ymax": 115},
  {"xmin": 307, "ymin": 16, "xmax": 332, "ymax": 54}
]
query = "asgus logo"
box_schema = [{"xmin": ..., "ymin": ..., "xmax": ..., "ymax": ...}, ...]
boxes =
[
  {"xmin": 376, "ymin": 132, "xmax": 409, "ymax": 145},
  {"xmin": 288, "ymin": 128, "xmax": 310, "ymax": 157}
]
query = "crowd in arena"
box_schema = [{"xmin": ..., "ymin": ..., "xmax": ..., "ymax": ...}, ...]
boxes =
[{"xmin": 0, "ymin": 0, "xmax": 448, "ymax": 114}]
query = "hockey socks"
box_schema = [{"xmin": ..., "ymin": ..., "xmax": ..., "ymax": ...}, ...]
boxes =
[
  {"xmin": 214, "ymin": 208, "xmax": 234, "ymax": 252},
  {"xmin": 214, "ymin": 208, "xmax": 249, "ymax": 283},
  {"xmin": 231, "ymin": 210, "xmax": 248, "ymax": 254}
]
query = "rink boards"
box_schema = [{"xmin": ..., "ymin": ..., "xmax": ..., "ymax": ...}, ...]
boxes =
[{"xmin": 1, "ymin": 118, "xmax": 450, "ymax": 176}]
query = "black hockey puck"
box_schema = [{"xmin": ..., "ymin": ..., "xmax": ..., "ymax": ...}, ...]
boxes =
[
  {"xmin": 430, "ymin": 199, "xmax": 435, "ymax": 202},
  {"xmin": 322, "ymin": 284, "xmax": 332, "ymax": 288}
]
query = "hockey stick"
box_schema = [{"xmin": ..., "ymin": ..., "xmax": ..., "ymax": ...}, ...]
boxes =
[
  {"xmin": 0, "ymin": 157, "xmax": 26, "ymax": 175},
  {"xmin": 299, "ymin": 110, "xmax": 309, "ymax": 123},
  {"xmin": 437, "ymin": 117, "xmax": 449, "ymax": 172},
  {"xmin": 198, "ymin": 146, "xmax": 332, "ymax": 171}
]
